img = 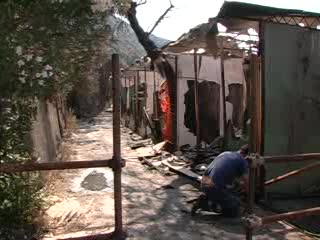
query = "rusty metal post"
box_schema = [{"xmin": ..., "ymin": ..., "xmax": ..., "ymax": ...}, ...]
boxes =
[
  {"xmin": 0, "ymin": 159, "xmax": 113, "ymax": 173},
  {"xmin": 246, "ymin": 160, "xmax": 256, "ymax": 240},
  {"xmin": 112, "ymin": 54, "xmax": 124, "ymax": 239},
  {"xmin": 265, "ymin": 161, "xmax": 320, "ymax": 186},
  {"xmin": 193, "ymin": 49, "xmax": 201, "ymax": 145},
  {"xmin": 262, "ymin": 207, "xmax": 320, "ymax": 225}
]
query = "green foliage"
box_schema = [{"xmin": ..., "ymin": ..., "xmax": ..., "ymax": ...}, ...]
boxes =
[
  {"xmin": 0, "ymin": 0, "xmax": 109, "ymax": 98},
  {"xmin": 112, "ymin": 0, "xmax": 131, "ymax": 16},
  {"xmin": 0, "ymin": 0, "xmax": 120, "ymax": 234}
]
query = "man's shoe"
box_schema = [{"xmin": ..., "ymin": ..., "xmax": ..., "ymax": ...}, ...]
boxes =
[{"xmin": 191, "ymin": 194, "xmax": 207, "ymax": 216}]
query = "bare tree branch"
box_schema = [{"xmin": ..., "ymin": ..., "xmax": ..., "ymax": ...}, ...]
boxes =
[
  {"xmin": 127, "ymin": 1, "xmax": 158, "ymax": 58},
  {"xmin": 147, "ymin": 1, "xmax": 174, "ymax": 36},
  {"xmin": 137, "ymin": 0, "xmax": 147, "ymax": 6}
]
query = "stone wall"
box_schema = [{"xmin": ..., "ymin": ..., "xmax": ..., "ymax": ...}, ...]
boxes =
[{"xmin": 31, "ymin": 98, "xmax": 65, "ymax": 163}]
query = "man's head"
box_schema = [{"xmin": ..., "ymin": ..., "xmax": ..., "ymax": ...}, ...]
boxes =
[{"xmin": 239, "ymin": 144, "xmax": 249, "ymax": 158}]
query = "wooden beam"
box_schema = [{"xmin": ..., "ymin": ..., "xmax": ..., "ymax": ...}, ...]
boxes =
[
  {"xmin": 193, "ymin": 49, "xmax": 201, "ymax": 145},
  {"xmin": 220, "ymin": 54, "xmax": 227, "ymax": 138},
  {"xmin": 0, "ymin": 160, "xmax": 113, "ymax": 173},
  {"xmin": 250, "ymin": 55, "xmax": 262, "ymax": 154},
  {"xmin": 265, "ymin": 161, "xmax": 320, "ymax": 186}
]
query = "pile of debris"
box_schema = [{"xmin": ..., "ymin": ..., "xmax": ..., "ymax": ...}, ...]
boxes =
[
  {"xmin": 180, "ymin": 136, "xmax": 223, "ymax": 164},
  {"xmin": 127, "ymin": 135, "xmax": 225, "ymax": 183}
]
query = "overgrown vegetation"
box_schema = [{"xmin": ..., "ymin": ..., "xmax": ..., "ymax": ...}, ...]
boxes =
[{"xmin": 0, "ymin": 0, "xmax": 127, "ymax": 237}]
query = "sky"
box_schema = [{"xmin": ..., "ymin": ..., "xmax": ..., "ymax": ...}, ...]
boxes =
[{"xmin": 136, "ymin": 0, "xmax": 320, "ymax": 41}]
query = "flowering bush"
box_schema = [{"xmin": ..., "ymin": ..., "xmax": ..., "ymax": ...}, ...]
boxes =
[{"xmin": 0, "ymin": 0, "xmax": 122, "ymax": 236}]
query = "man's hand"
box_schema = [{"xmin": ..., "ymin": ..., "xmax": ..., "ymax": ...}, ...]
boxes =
[{"xmin": 241, "ymin": 174, "xmax": 249, "ymax": 193}]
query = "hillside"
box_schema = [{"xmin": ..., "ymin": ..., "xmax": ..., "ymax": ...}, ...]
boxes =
[{"xmin": 106, "ymin": 15, "xmax": 170, "ymax": 66}]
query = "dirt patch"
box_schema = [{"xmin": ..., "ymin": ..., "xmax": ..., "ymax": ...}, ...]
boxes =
[{"xmin": 81, "ymin": 170, "xmax": 109, "ymax": 191}]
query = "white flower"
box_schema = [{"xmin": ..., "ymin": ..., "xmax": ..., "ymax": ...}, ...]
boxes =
[
  {"xmin": 36, "ymin": 73, "xmax": 41, "ymax": 78},
  {"xmin": 20, "ymin": 70, "xmax": 25, "ymax": 76},
  {"xmin": 41, "ymin": 70, "xmax": 48, "ymax": 78},
  {"xmin": 25, "ymin": 54, "xmax": 33, "ymax": 61},
  {"xmin": 38, "ymin": 80, "xmax": 44, "ymax": 86},
  {"xmin": 19, "ymin": 77, "xmax": 26, "ymax": 84},
  {"xmin": 17, "ymin": 59, "xmax": 25, "ymax": 67},
  {"xmin": 48, "ymin": 71, "xmax": 53, "ymax": 77},
  {"xmin": 15, "ymin": 46, "xmax": 23, "ymax": 56},
  {"xmin": 36, "ymin": 56, "xmax": 43, "ymax": 62},
  {"xmin": 44, "ymin": 64, "xmax": 53, "ymax": 71}
]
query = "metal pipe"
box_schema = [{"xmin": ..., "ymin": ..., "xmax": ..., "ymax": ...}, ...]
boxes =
[
  {"xmin": 0, "ymin": 159, "xmax": 113, "ymax": 173},
  {"xmin": 264, "ymin": 153, "xmax": 320, "ymax": 163},
  {"xmin": 262, "ymin": 207, "xmax": 320, "ymax": 225},
  {"xmin": 112, "ymin": 54, "xmax": 124, "ymax": 239},
  {"xmin": 246, "ymin": 160, "xmax": 256, "ymax": 240},
  {"xmin": 265, "ymin": 161, "xmax": 320, "ymax": 186},
  {"xmin": 193, "ymin": 49, "xmax": 200, "ymax": 145},
  {"xmin": 55, "ymin": 232, "xmax": 114, "ymax": 240}
]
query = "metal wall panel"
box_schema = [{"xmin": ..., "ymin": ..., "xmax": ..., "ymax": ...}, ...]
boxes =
[{"xmin": 264, "ymin": 23, "xmax": 320, "ymax": 194}]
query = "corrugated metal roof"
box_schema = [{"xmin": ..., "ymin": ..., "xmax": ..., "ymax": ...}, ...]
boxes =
[{"xmin": 218, "ymin": 1, "xmax": 320, "ymax": 18}]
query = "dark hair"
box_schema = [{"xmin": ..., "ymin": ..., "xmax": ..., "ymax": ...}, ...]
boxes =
[{"xmin": 240, "ymin": 144, "xmax": 249, "ymax": 155}]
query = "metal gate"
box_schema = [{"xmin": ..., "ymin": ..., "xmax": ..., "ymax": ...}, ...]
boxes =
[{"xmin": 0, "ymin": 54, "xmax": 125, "ymax": 240}]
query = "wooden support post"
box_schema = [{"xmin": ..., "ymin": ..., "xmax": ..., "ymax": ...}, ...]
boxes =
[
  {"xmin": 128, "ymin": 76, "xmax": 132, "ymax": 119},
  {"xmin": 249, "ymin": 55, "xmax": 262, "ymax": 154},
  {"xmin": 112, "ymin": 54, "xmax": 124, "ymax": 239},
  {"xmin": 265, "ymin": 161, "xmax": 320, "ymax": 186},
  {"xmin": 220, "ymin": 54, "xmax": 227, "ymax": 138},
  {"xmin": 259, "ymin": 21, "xmax": 265, "ymax": 155},
  {"xmin": 134, "ymin": 74, "xmax": 139, "ymax": 132},
  {"xmin": 246, "ymin": 160, "xmax": 256, "ymax": 240},
  {"xmin": 193, "ymin": 49, "xmax": 200, "ymax": 145},
  {"xmin": 153, "ymin": 71, "xmax": 158, "ymax": 120},
  {"xmin": 144, "ymin": 67, "xmax": 148, "ymax": 138},
  {"xmin": 124, "ymin": 76, "xmax": 128, "ymax": 127}
]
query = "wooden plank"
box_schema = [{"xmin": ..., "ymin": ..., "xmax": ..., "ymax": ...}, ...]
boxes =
[
  {"xmin": 162, "ymin": 160, "xmax": 201, "ymax": 182},
  {"xmin": 135, "ymin": 141, "xmax": 166, "ymax": 157}
]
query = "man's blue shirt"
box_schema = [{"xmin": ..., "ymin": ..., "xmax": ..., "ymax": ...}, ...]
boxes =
[{"xmin": 205, "ymin": 151, "xmax": 248, "ymax": 187}]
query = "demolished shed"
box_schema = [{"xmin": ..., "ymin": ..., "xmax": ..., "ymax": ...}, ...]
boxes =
[
  {"xmin": 212, "ymin": 1, "xmax": 320, "ymax": 238},
  {"xmin": 162, "ymin": 19, "xmax": 251, "ymax": 150}
]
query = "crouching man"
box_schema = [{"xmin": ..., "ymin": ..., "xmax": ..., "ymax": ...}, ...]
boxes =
[{"xmin": 192, "ymin": 145, "xmax": 249, "ymax": 217}]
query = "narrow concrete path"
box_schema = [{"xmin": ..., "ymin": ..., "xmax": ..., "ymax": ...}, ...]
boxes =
[{"xmin": 42, "ymin": 110, "xmax": 313, "ymax": 240}]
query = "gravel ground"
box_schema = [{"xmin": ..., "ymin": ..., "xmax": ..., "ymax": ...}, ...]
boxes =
[{"xmin": 42, "ymin": 110, "xmax": 314, "ymax": 240}]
